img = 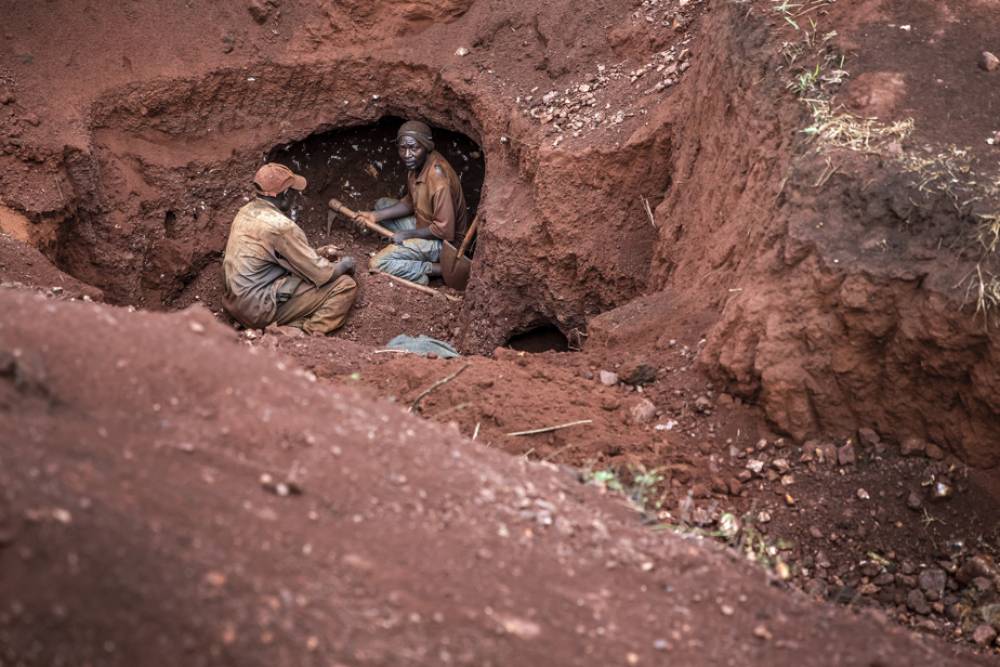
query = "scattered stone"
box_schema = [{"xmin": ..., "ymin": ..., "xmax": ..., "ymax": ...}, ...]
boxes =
[
  {"xmin": 746, "ymin": 459, "xmax": 765, "ymax": 475},
  {"xmin": 860, "ymin": 561, "xmax": 882, "ymax": 577},
  {"xmin": 689, "ymin": 483, "xmax": 711, "ymax": 499},
  {"xmin": 752, "ymin": 625, "xmax": 772, "ymax": 641},
  {"xmin": 971, "ymin": 577, "xmax": 993, "ymax": 593},
  {"xmin": 930, "ymin": 480, "xmax": 954, "ymax": 501},
  {"xmin": 620, "ymin": 361, "xmax": 657, "ymax": 386},
  {"xmin": 260, "ymin": 473, "xmax": 302, "ymax": 497},
  {"xmin": 907, "ymin": 588, "xmax": 931, "ymax": 615},
  {"xmin": 857, "ymin": 427, "xmax": 880, "ymax": 448},
  {"xmin": 918, "ymin": 568, "xmax": 947, "ymax": 601},
  {"xmin": 726, "ymin": 478, "xmax": 743, "ymax": 496},
  {"xmin": 957, "ymin": 555, "xmax": 997, "ymax": 584},
  {"xmin": 979, "ymin": 603, "xmax": 1000, "ymax": 628},
  {"xmin": 924, "ymin": 443, "xmax": 945, "ymax": 460},
  {"xmin": 808, "ymin": 526, "xmax": 824, "ymax": 539},
  {"xmin": 756, "ymin": 510, "xmax": 772, "ymax": 524},
  {"xmin": 21, "ymin": 112, "xmax": 40, "ymax": 127},
  {"xmin": 856, "ymin": 488, "xmax": 870, "ymax": 501},
  {"xmin": 815, "ymin": 442, "xmax": 838, "ymax": 465},
  {"xmin": 629, "ymin": 398, "xmax": 657, "ymax": 424},
  {"xmin": 598, "ymin": 370, "xmax": 619, "ymax": 386},
  {"xmin": 906, "ymin": 491, "xmax": 923, "ymax": 511},
  {"xmin": 980, "ymin": 51, "xmax": 1000, "ymax": 72},
  {"xmin": 837, "ymin": 442, "xmax": 856, "ymax": 466},
  {"xmin": 693, "ymin": 395, "xmax": 712, "ymax": 414},
  {"xmin": 247, "ymin": 0, "xmax": 277, "ymax": 23},
  {"xmin": 900, "ymin": 437, "xmax": 926, "ymax": 457},
  {"xmin": 222, "ymin": 34, "xmax": 235, "ymax": 53},
  {"xmin": 945, "ymin": 603, "xmax": 965, "ymax": 622},
  {"xmin": 771, "ymin": 458, "xmax": 790, "ymax": 474},
  {"xmin": 972, "ymin": 624, "xmax": 997, "ymax": 646},
  {"xmin": 0, "ymin": 92, "xmax": 14, "ymax": 105},
  {"xmin": 718, "ymin": 513, "xmax": 740, "ymax": 539},
  {"xmin": 804, "ymin": 579, "xmax": 828, "ymax": 598},
  {"xmin": 455, "ymin": 47, "xmax": 470, "ymax": 57}
]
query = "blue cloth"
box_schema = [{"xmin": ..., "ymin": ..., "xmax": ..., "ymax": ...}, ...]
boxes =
[{"xmin": 385, "ymin": 334, "xmax": 460, "ymax": 358}]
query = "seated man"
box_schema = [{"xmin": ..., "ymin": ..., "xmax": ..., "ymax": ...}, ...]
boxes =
[
  {"xmin": 357, "ymin": 120, "xmax": 469, "ymax": 285},
  {"xmin": 222, "ymin": 162, "xmax": 357, "ymax": 334}
]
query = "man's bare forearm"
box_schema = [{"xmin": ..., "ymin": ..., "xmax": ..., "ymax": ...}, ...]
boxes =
[{"xmin": 372, "ymin": 201, "xmax": 413, "ymax": 222}]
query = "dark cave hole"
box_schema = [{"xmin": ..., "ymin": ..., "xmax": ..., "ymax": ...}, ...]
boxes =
[
  {"xmin": 506, "ymin": 325, "xmax": 570, "ymax": 354},
  {"xmin": 163, "ymin": 210, "xmax": 177, "ymax": 239},
  {"xmin": 265, "ymin": 116, "xmax": 485, "ymax": 255}
]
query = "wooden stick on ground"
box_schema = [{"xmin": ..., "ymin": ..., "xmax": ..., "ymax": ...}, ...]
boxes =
[
  {"xmin": 409, "ymin": 363, "xmax": 470, "ymax": 413},
  {"xmin": 376, "ymin": 272, "xmax": 462, "ymax": 302},
  {"xmin": 505, "ymin": 419, "xmax": 593, "ymax": 437}
]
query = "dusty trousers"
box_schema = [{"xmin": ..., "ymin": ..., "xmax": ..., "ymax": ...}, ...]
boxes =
[{"xmin": 275, "ymin": 274, "xmax": 357, "ymax": 335}]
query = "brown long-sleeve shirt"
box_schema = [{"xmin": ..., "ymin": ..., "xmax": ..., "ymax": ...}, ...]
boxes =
[
  {"xmin": 401, "ymin": 151, "xmax": 469, "ymax": 244},
  {"xmin": 222, "ymin": 198, "xmax": 337, "ymax": 328}
]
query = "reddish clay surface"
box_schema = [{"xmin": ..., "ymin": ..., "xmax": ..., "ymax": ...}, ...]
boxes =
[
  {"xmin": 1, "ymin": 288, "xmax": 992, "ymax": 666},
  {"xmin": 2, "ymin": 0, "xmax": 1000, "ymax": 663}
]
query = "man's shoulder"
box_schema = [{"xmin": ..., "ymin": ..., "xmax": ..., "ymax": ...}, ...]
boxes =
[
  {"xmin": 237, "ymin": 199, "xmax": 295, "ymax": 230},
  {"xmin": 426, "ymin": 153, "xmax": 458, "ymax": 188}
]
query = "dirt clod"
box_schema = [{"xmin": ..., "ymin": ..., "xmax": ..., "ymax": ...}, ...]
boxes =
[
  {"xmin": 980, "ymin": 51, "xmax": 1000, "ymax": 72},
  {"xmin": 972, "ymin": 624, "xmax": 997, "ymax": 646}
]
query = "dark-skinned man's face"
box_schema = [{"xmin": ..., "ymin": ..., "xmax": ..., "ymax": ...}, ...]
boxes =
[{"xmin": 398, "ymin": 136, "xmax": 427, "ymax": 172}]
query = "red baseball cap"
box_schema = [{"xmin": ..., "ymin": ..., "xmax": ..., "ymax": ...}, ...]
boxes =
[{"xmin": 253, "ymin": 163, "xmax": 307, "ymax": 197}]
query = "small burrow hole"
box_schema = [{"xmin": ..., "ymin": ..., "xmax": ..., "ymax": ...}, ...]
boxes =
[
  {"xmin": 163, "ymin": 210, "xmax": 178, "ymax": 239},
  {"xmin": 506, "ymin": 325, "xmax": 570, "ymax": 353}
]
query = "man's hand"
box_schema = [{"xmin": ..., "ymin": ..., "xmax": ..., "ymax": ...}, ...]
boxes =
[
  {"xmin": 316, "ymin": 244, "xmax": 340, "ymax": 261},
  {"xmin": 336, "ymin": 256, "xmax": 356, "ymax": 276},
  {"xmin": 354, "ymin": 211, "xmax": 377, "ymax": 232},
  {"xmin": 392, "ymin": 230, "xmax": 412, "ymax": 245}
]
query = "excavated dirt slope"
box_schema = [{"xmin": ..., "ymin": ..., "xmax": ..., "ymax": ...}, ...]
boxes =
[{"xmin": 2, "ymin": 0, "xmax": 1000, "ymax": 662}]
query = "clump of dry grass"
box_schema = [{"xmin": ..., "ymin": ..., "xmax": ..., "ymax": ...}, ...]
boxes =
[{"xmin": 801, "ymin": 98, "xmax": 914, "ymax": 152}]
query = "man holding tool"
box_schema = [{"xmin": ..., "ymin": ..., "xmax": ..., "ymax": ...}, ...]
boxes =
[
  {"xmin": 353, "ymin": 120, "xmax": 469, "ymax": 286},
  {"xmin": 222, "ymin": 162, "xmax": 357, "ymax": 334}
]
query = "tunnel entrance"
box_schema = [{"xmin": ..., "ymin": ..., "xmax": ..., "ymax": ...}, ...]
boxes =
[
  {"xmin": 505, "ymin": 325, "xmax": 570, "ymax": 353},
  {"xmin": 265, "ymin": 117, "xmax": 485, "ymax": 253}
]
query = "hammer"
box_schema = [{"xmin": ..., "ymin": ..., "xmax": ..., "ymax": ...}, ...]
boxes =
[{"xmin": 327, "ymin": 197, "xmax": 395, "ymax": 240}]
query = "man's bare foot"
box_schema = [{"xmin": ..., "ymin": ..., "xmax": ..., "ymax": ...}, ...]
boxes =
[{"xmin": 428, "ymin": 262, "xmax": 442, "ymax": 278}]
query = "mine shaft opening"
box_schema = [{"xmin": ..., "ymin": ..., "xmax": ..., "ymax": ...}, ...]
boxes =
[
  {"xmin": 264, "ymin": 116, "xmax": 486, "ymax": 260},
  {"xmin": 505, "ymin": 324, "xmax": 570, "ymax": 354}
]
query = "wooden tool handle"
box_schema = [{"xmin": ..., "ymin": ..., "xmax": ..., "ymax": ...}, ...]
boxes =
[
  {"xmin": 456, "ymin": 217, "xmax": 480, "ymax": 258},
  {"xmin": 327, "ymin": 198, "xmax": 396, "ymax": 240}
]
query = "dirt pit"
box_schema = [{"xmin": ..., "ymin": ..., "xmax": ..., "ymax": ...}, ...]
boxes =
[
  {"xmin": 3, "ymin": 0, "xmax": 1000, "ymax": 663},
  {"xmin": 265, "ymin": 116, "xmax": 485, "ymax": 243}
]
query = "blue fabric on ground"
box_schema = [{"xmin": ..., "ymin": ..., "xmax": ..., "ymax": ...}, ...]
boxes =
[{"xmin": 385, "ymin": 334, "xmax": 460, "ymax": 358}]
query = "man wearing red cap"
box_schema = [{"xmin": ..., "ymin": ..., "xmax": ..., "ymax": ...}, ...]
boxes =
[
  {"xmin": 356, "ymin": 120, "xmax": 468, "ymax": 285},
  {"xmin": 222, "ymin": 163, "xmax": 357, "ymax": 334}
]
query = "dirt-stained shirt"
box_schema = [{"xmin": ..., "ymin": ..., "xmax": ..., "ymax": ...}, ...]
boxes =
[
  {"xmin": 401, "ymin": 151, "xmax": 469, "ymax": 244},
  {"xmin": 222, "ymin": 198, "xmax": 336, "ymax": 328}
]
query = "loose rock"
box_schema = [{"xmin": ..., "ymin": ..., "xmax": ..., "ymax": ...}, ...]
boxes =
[
  {"xmin": 906, "ymin": 588, "xmax": 930, "ymax": 615},
  {"xmin": 857, "ymin": 427, "xmax": 880, "ymax": 448},
  {"xmin": 971, "ymin": 624, "xmax": 997, "ymax": 646},
  {"xmin": 924, "ymin": 443, "xmax": 945, "ymax": 460},
  {"xmin": 629, "ymin": 398, "xmax": 657, "ymax": 424},
  {"xmin": 620, "ymin": 360, "xmax": 657, "ymax": 386},
  {"xmin": 980, "ymin": 51, "xmax": 1000, "ymax": 72},
  {"xmin": 837, "ymin": 442, "xmax": 856, "ymax": 466},
  {"xmin": 900, "ymin": 437, "xmax": 926, "ymax": 457},
  {"xmin": 598, "ymin": 370, "xmax": 619, "ymax": 386},
  {"xmin": 918, "ymin": 568, "xmax": 947, "ymax": 601}
]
